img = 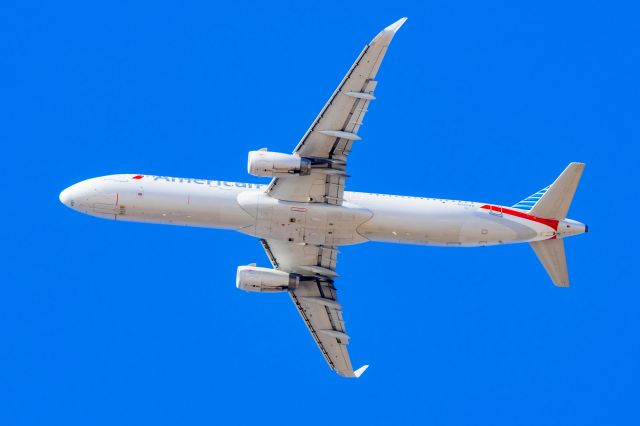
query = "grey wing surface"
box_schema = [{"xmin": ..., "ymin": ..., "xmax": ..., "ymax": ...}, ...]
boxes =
[
  {"xmin": 252, "ymin": 18, "xmax": 408, "ymax": 377},
  {"xmin": 260, "ymin": 239, "xmax": 368, "ymax": 378},
  {"xmin": 266, "ymin": 18, "xmax": 407, "ymax": 205}
]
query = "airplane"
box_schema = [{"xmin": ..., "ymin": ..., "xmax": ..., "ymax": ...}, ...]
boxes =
[{"xmin": 59, "ymin": 18, "xmax": 588, "ymax": 378}]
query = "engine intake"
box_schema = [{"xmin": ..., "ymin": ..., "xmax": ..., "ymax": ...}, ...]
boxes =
[
  {"xmin": 247, "ymin": 150, "xmax": 311, "ymax": 177},
  {"xmin": 236, "ymin": 265, "xmax": 300, "ymax": 293}
]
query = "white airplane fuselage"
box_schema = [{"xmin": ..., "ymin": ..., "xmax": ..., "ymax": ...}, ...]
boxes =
[
  {"xmin": 57, "ymin": 18, "xmax": 590, "ymax": 379},
  {"xmin": 59, "ymin": 174, "xmax": 586, "ymax": 247}
]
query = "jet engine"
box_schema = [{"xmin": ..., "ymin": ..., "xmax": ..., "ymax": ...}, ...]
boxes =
[
  {"xmin": 236, "ymin": 265, "xmax": 300, "ymax": 293},
  {"xmin": 247, "ymin": 150, "xmax": 311, "ymax": 177}
]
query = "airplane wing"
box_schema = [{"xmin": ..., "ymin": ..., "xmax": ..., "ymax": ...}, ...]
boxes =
[
  {"xmin": 255, "ymin": 18, "xmax": 407, "ymax": 377},
  {"xmin": 266, "ymin": 18, "xmax": 407, "ymax": 205},
  {"xmin": 260, "ymin": 239, "xmax": 368, "ymax": 378}
]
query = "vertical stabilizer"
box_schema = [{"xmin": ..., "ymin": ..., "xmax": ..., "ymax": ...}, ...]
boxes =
[
  {"xmin": 530, "ymin": 239, "xmax": 569, "ymax": 287},
  {"xmin": 529, "ymin": 163, "xmax": 585, "ymax": 220},
  {"xmin": 512, "ymin": 185, "xmax": 550, "ymax": 211}
]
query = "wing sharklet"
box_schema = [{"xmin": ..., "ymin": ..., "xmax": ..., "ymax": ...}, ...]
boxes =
[
  {"xmin": 353, "ymin": 364, "xmax": 369, "ymax": 378},
  {"xmin": 385, "ymin": 17, "xmax": 407, "ymax": 33}
]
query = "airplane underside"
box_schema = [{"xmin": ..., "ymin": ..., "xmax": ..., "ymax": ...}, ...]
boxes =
[{"xmin": 59, "ymin": 18, "xmax": 587, "ymax": 377}]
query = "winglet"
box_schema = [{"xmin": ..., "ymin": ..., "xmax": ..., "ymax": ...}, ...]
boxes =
[
  {"xmin": 374, "ymin": 17, "xmax": 408, "ymax": 45},
  {"xmin": 385, "ymin": 17, "xmax": 408, "ymax": 33},
  {"xmin": 353, "ymin": 364, "xmax": 370, "ymax": 378}
]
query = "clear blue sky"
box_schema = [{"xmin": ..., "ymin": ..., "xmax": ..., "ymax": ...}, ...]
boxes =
[{"xmin": 1, "ymin": 1, "xmax": 638, "ymax": 425}]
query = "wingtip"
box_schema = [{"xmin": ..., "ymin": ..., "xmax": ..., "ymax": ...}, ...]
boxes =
[
  {"xmin": 353, "ymin": 364, "xmax": 369, "ymax": 378},
  {"xmin": 385, "ymin": 17, "xmax": 408, "ymax": 33}
]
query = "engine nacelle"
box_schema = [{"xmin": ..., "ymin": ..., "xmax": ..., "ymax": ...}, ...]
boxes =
[
  {"xmin": 236, "ymin": 265, "xmax": 300, "ymax": 293},
  {"xmin": 247, "ymin": 150, "xmax": 311, "ymax": 177}
]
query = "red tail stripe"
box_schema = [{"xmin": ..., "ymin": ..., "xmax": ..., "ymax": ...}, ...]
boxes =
[{"xmin": 480, "ymin": 204, "xmax": 559, "ymax": 230}]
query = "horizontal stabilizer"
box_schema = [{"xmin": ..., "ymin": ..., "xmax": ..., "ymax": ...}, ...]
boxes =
[{"xmin": 530, "ymin": 239, "xmax": 569, "ymax": 287}]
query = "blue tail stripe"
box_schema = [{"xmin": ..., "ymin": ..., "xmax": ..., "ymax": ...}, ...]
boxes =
[{"xmin": 513, "ymin": 185, "xmax": 550, "ymax": 210}]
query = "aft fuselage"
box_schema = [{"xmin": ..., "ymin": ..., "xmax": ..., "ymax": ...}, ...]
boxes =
[{"xmin": 59, "ymin": 174, "xmax": 585, "ymax": 247}]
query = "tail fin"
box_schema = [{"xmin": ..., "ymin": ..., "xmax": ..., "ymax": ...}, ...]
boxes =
[
  {"xmin": 513, "ymin": 163, "xmax": 585, "ymax": 219},
  {"xmin": 529, "ymin": 162, "xmax": 585, "ymax": 220},
  {"xmin": 512, "ymin": 186, "xmax": 550, "ymax": 212},
  {"xmin": 530, "ymin": 239, "xmax": 569, "ymax": 287},
  {"xmin": 523, "ymin": 162, "xmax": 586, "ymax": 287}
]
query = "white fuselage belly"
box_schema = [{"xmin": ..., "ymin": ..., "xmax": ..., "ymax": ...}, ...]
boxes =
[{"xmin": 64, "ymin": 175, "xmax": 556, "ymax": 247}]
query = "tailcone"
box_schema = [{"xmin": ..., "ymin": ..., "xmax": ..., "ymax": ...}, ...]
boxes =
[{"xmin": 558, "ymin": 219, "xmax": 587, "ymax": 237}]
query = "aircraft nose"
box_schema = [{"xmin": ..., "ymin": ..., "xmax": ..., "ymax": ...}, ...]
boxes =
[
  {"xmin": 59, "ymin": 182, "xmax": 85, "ymax": 209},
  {"xmin": 59, "ymin": 186, "xmax": 74, "ymax": 208},
  {"xmin": 59, "ymin": 178, "xmax": 118, "ymax": 215}
]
